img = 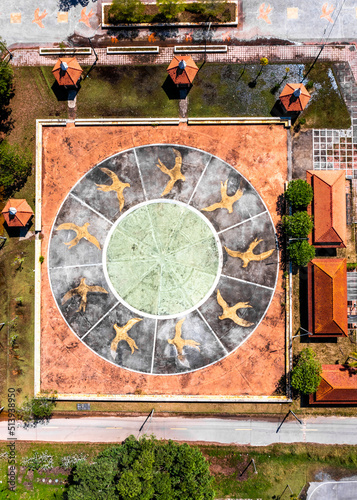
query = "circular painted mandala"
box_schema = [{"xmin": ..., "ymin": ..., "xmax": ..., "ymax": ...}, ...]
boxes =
[{"xmin": 48, "ymin": 145, "xmax": 278, "ymax": 375}]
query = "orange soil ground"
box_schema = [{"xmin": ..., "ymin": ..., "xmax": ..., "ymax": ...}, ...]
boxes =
[{"xmin": 40, "ymin": 122, "xmax": 288, "ymax": 398}]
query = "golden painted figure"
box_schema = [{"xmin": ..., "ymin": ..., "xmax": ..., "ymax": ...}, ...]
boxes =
[
  {"xmin": 96, "ymin": 167, "xmax": 130, "ymax": 212},
  {"xmin": 157, "ymin": 148, "xmax": 186, "ymax": 196},
  {"xmin": 56, "ymin": 222, "xmax": 101, "ymax": 250},
  {"xmin": 61, "ymin": 278, "xmax": 108, "ymax": 313},
  {"xmin": 168, "ymin": 318, "xmax": 200, "ymax": 361},
  {"xmin": 217, "ymin": 290, "xmax": 254, "ymax": 327},
  {"xmin": 110, "ymin": 318, "xmax": 142, "ymax": 358},
  {"xmin": 202, "ymin": 180, "xmax": 243, "ymax": 214},
  {"xmin": 225, "ymin": 238, "xmax": 275, "ymax": 268}
]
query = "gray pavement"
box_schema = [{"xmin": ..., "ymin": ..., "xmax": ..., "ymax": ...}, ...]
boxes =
[
  {"xmin": 307, "ymin": 480, "xmax": 357, "ymax": 500},
  {"xmin": 1, "ymin": 416, "xmax": 357, "ymax": 445},
  {"xmin": 1, "ymin": 0, "xmax": 357, "ymax": 47}
]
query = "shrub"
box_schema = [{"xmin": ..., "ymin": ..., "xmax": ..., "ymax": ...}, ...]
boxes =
[
  {"xmin": 305, "ymin": 80, "xmax": 314, "ymax": 90},
  {"xmin": 21, "ymin": 451, "xmax": 54, "ymax": 471},
  {"xmin": 260, "ymin": 57, "xmax": 269, "ymax": 66},
  {"xmin": 291, "ymin": 347, "xmax": 321, "ymax": 395},
  {"xmin": 285, "ymin": 179, "xmax": 313, "ymax": 209},
  {"xmin": 157, "ymin": 0, "xmax": 185, "ymax": 19},
  {"xmin": 108, "ymin": 0, "xmax": 146, "ymax": 23},
  {"xmin": 288, "ymin": 240, "xmax": 315, "ymax": 267},
  {"xmin": 0, "ymin": 40, "xmax": 13, "ymax": 109},
  {"xmin": 61, "ymin": 453, "xmax": 88, "ymax": 469},
  {"xmin": 282, "ymin": 211, "xmax": 313, "ymax": 238},
  {"xmin": 17, "ymin": 392, "xmax": 57, "ymax": 424}
]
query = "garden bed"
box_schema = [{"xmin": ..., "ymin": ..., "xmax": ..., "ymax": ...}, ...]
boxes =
[
  {"xmin": 39, "ymin": 48, "xmax": 91, "ymax": 56},
  {"xmin": 107, "ymin": 46, "xmax": 159, "ymax": 54},
  {"xmin": 102, "ymin": 1, "xmax": 237, "ymax": 27}
]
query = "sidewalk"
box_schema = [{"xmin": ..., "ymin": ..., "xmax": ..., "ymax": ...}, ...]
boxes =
[{"xmin": 10, "ymin": 44, "xmax": 357, "ymax": 82}]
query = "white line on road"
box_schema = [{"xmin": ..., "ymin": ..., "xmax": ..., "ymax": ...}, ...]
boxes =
[
  {"xmin": 106, "ymin": 427, "xmax": 123, "ymax": 429},
  {"xmin": 170, "ymin": 428, "xmax": 187, "ymax": 430},
  {"xmin": 235, "ymin": 428, "xmax": 252, "ymax": 431}
]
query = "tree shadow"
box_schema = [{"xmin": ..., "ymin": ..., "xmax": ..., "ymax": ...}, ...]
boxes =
[
  {"xmin": 270, "ymin": 100, "xmax": 300, "ymax": 125},
  {"xmin": 162, "ymin": 76, "xmax": 192, "ymax": 100},
  {"xmin": 107, "ymin": 29, "xmax": 140, "ymax": 41},
  {"xmin": 57, "ymin": 0, "xmax": 96, "ymax": 12}
]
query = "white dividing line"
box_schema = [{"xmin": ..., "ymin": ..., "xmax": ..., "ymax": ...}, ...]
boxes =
[
  {"xmin": 134, "ymin": 148, "xmax": 148, "ymax": 201},
  {"xmin": 187, "ymin": 156, "xmax": 212, "ymax": 206},
  {"xmin": 49, "ymin": 262, "xmax": 103, "ymax": 271},
  {"xmin": 106, "ymin": 427, "xmax": 123, "ymax": 429},
  {"xmin": 81, "ymin": 301, "xmax": 120, "ymax": 340},
  {"xmin": 197, "ymin": 310, "xmax": 228, "ymax": 355},
  {"xmin": 222, "ymin": 274, "xmax": 274, "ymax": 291},
  {"xmin": 150, "ymin": 319, "xmax": 158, "ymax": 374},
  {"xmin": 170, "ymin": 428, "xmax": 187, "ymax": 430},
  {"xmin": 218, "ymin": 211, "xmax": 268, "ymax": 235},
  {"xmin": 70, "ymin": 193, "xmax": 114, "ymax": 225},
  {"xmin": 235, "ymin": 428, "xmax": 252, "ymax": 431}
]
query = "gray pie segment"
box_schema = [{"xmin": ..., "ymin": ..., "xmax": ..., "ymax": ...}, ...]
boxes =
[
  {"xmin": 220, "ymin": 212, "xmax": 278, "ymax": 289},
  {"xmin": 190, "ymin": 156, "xmax": 266, "ymax": 233},
  {"xmin": 49, "ymin": 196, "xmax": 111, "ymax": 269},
  {"xmin": 134, "ymin": 145, "xmax": 211, "ymax": 202},
  {"xmin": 49, "ymin": 266, "xmax": 118, "ymax": 339},
  {"xmin": 152, "ymin": 311, "xmax": 227, "ymax": 374},
  {"xmin": 83, "ymin": 303, "xmax": 155, "ymax": 373},
  {"xmin": 70, "ymin": 150, "xmax": 145, "ymax": 223},
  {"xmin": 198, "ymin": 276, "xmax": 273, "ymax": 352}
]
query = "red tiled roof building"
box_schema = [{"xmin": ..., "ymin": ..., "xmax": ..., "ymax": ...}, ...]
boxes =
[
  {"xmin": 310, "ymin": 365, "xmax": 357, "ymax": 404},
  {"xmin": 307, "ymin": 170, "xmax": 346, "ymax": 248},
  {"xmin": 308, "ymin": 258, "xmax": 347, "ymax": 337},
  {"xmin": 2, "ymin": 199, "xmax": 34, "ymax": 227},
  {"xmin": 52, "ymin": 57, "xmax": 83, "ymax": 87},
  {"xmin": 279, "ymin": 83, "xmax": 311, "ymax": 112},
  {"xmin": 167, "ymin": 55, "xmax": 199, "ymax": 86}
]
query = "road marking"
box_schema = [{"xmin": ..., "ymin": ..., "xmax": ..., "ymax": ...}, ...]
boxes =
[
  {"xmin": 42, "ymin": 426, "xmax": 59, "ymax": 429},
  {"xmin": 305, "ymin": 429, "xmax": 319, "ymax": 431},
  {"xmin": 170, "ymin": 428, "xmax": 187, "ymax": 430},
  {"xmin": 106, "ymin": 427, "xmax": 123, "ymax": 429},
  {"xmin": 235, "ymin": 428, "xmax": 252, "ymax": 431}
]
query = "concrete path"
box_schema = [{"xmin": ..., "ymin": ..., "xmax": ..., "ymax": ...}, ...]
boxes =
[
  {"xmin": 2, "ymin": 416, "xmax": 357, "ymax": 445},
  {"xmin": 2, "ymin": 0, "xmax": 357, "ymax": 47},
  {"xmin": 307, "ymin": 480, "xmax": 357, "ymax": 500}
]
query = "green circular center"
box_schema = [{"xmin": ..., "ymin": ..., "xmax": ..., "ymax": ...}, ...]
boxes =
[{"xmin": 106, "ymin": 202, "xmax": 220, "ymax": 317}]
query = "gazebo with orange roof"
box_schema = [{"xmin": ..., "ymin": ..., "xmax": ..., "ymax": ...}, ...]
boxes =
[
  {"xmin": 2, "ymin": 199, "xmax": 34, "ymax": 227},
  {"xmin": 52, "ymin": 57, "xmax": 83, "ymax": 87},
  {"xmin": 279, "ymin": 83, "xmax": 311, "ymax": 112},
  {"xmin": 167, "ymin": 55, "xmax": 199, "ymax": 86}
]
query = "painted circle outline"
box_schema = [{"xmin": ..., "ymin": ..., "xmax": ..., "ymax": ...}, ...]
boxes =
[
  {"xmin": 47, "ymin": 143, "xmax": 280, "ymax": 375},
  {"xmin": 103, "ymin": 198, "xmax": 223, "ymax": 320}
]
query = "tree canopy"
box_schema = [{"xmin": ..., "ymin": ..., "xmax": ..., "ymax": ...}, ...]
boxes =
[
  {"xmin": 157, "ymin": 0, "xmax": 185, "ymax": 19},
  {"xmin": 287, "ymin": 239, "xmax": 315, "ymax": 267},
  {"xmin": 285, "ymin": 179, "xmax": 314, "ymax": 210},
  {"xmin": 291, "ymin": 347, "xmax": 321, "ymax": 395},
  {"xmin": 108, "ymin": 0, "xmax": 146, "ymax": 23},
  {"xmin": 0, "ymin": 141, "xmax": 32, "ymax": 197},
  {"xmin": 67, "ymin": 436, "xmax": 214, "ymax": 500},
  {"xmin": 282, "ymin": 211, "xmax": 313, "ymax": 238}
]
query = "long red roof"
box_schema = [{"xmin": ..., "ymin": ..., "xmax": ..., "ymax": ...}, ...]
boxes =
[
  {"xmin": 308, "ymin": 258, "xmax": 347, "ymax": 337},
  {"xmin": 307, "ymin": 170, "xmax": 346, "ymax": 248},
  {"xmin": 310, "ymin": 365, "xmax": 357, "ymax": 404}
]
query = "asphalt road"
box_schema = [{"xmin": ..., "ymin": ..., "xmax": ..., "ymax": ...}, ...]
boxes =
[{"xmin": 1, "ymin": 416, "xmax": 357, "ymax": 444}]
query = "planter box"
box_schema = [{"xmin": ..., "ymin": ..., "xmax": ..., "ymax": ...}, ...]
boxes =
[
  {"xmin": 174, "ymin": 45, "xmax": 227, "ymax": 53},
  {"xmin": 39, "ymin": 47, "xmax": 92, "ymax": 56},
  {"xmin": 102, "ymin": 1, "xmax": 238, "ymax": 28},
  {"xmin": 107, "ymin": 46, "xmax": 159, "ymax": 54}
]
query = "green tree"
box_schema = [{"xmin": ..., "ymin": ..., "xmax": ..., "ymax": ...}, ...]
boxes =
[
  {"xmin": 287, "ymin": 239, "xmax": 315, "ymax": 267},
  {"xmin": 0, "ymin": 39, "xmax": 13, "ymax": 109},
  {"xmin": 17, "ymin": 392, "xmax": 57, "ymax": 424},
  {"xmin": 0, "ymin": 141, "xmax": 32, "ymax": 196},
  {"xmin": 157, "ymin": 0, "xmax": 185, "ymax": 19},
  {"xmin": 108, "ymin": 0, "xmax": 146, "ymax": 23},
  {"xmin": 67, "ymin": 436, "xmax": 214, "ymax": 500},
  {"xmin": 291, "ymin": 347, "xmax": 321, "ymax": 395},
  {"xmin": 285, "ymin": 179, "xmax": 313, "ymax": 209},
  {"xmin": 283, "ymin": 211, "xmax": 313, "ymax": 238}
]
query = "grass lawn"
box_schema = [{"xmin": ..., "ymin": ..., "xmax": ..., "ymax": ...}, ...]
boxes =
[
  {"xmin": 188, "ymin": 62, "xmax": 351, "ymax": 129},
  {"xmin": 76, "ymin": 65, "xmax": 179, "ymax": 118},
  {"xmin": 0, "ymin": 441, "xmax": 356, "ymax": 499}
]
